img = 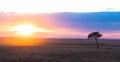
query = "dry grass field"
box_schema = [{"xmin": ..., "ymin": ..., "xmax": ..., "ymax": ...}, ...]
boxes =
[{"xmin": 0, "ymin": 38, "xmax": 120, "ymax": 62}]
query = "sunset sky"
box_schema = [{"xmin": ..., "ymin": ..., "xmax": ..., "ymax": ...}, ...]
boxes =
[{"xmin": 0, "ymin": 0, "xmax": 120, "ymax": 39}]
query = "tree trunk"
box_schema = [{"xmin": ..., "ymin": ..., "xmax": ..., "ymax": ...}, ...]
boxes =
[{"xmin": 95, "ymin": 38, "xmax": 99, "ymax": 48}]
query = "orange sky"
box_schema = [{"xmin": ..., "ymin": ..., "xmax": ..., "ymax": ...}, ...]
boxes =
[
  {"xmin": 1, "ymin": 13, "xmax": 120, "ymax": 39},
  {"xmin": 0, "ymin": 13, "xmax": 86, "ymax": 38},
  {"xmin": 0, "ymin": 0, "xmax": 119, "ymax": 39}
]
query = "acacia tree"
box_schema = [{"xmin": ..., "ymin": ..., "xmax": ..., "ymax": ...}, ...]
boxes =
[{"xmin": 88, "ymin": 32, "xmax": 102, "ymax": 48}]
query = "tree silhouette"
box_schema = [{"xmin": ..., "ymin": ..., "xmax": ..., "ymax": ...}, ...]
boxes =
[{"xmin": 88, "ymin": 32, "xmax": 102, "ymax": 48}]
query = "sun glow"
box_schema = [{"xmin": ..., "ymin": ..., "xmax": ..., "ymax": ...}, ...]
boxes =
[
  {"xmin": 5, "ymin": 24, "xmax": 49, "ymax": 46},
  {"xmin": 11, "ymin": 24, "xmax": 37, "ymax": 36},
  {"xmin": 10, "ymin": 24, "xmax": 50, "ymax": 37},
  {"xmin": 3, "ymin": 37, "xmax": 46, "ymax": 46}
]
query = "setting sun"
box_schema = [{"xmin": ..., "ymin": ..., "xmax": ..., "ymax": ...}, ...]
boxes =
[
  {"xmin": 4, "ymin": 24, "xmax": 49, "ymax": 46},
  {"xmin": 11, "ymin": 24, "xmax": 37, "ymax": 36},
  {"xmin": 9, "ymin": 24, "xmax": 50, "ymax": 37}
]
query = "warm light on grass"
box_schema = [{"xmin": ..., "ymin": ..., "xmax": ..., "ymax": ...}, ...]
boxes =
[
  {"xmin": 4, "ymin": 23, "xmax": 51, "ymax": 46},
  {"xmin": 2, "ymin": 37, "xmax": 46, "ymax": 46}
]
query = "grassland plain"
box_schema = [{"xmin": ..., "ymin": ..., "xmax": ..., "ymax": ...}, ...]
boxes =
[{"xmin": 0, "ymin": 38, "xmax": 120, "ymax": 62}]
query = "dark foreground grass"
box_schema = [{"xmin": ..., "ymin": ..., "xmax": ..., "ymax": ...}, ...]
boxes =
[{"xmin": 0, "ymin": 46, "xmax": 120, "ymax": 62}]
